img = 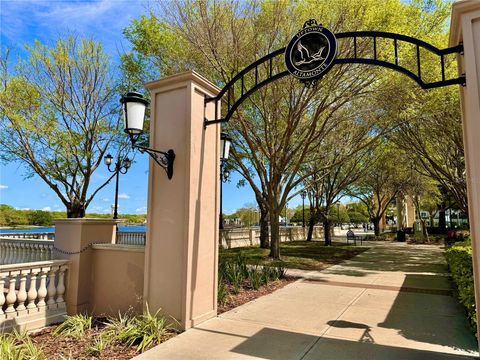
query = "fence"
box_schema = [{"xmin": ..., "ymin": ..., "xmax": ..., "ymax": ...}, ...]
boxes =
[
  {"xmin": 116, "ymin": 231, "xmax": 146, "ymax": 245},
  {"xmin": 0, "ymin": 232, "xmax": 54, "ymax": 240},
  {"xmin": 0, "ymin": 259, "xmax": 69, "ymax": 332},
  {"xmin": 0, "ymin": 238, "xmax": 54, "ymax": 264},
  {"xmin": 219, "ymin": 226, "xmax": 325, "ymax": 249},
  {"xmin": 0, "ymin": 227, "xmax": 323, "ymax": 251}
]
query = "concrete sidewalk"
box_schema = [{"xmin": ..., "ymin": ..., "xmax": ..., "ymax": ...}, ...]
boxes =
[{"xmin": 136, "ymin": 242, "xmax": 479, "ymax": 360}]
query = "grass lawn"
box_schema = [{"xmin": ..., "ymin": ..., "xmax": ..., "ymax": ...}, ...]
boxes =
[{"xmin": 220, "ymin": 241, "xmax": 368, "ymax": 271}]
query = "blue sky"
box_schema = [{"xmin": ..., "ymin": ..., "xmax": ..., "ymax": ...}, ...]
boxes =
[{"xmin": 0, "ymin": 0, "xmax": 279, "ymax": 215}]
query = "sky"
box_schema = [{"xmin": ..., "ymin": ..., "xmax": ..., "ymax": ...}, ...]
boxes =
[{"xmin": 0, "ymin": 0, "xmax": 304, "ymax": 215}]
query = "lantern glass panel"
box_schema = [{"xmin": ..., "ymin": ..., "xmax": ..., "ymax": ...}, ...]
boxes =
[
  {"xmin": 125, "ymin": 101, "xmax": 146, "ymax": 134},
  {"xmin": 104, "ymin": 154, "xmax": 113, "ymax": 166}
]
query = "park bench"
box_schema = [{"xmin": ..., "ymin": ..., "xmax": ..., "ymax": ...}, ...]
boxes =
[{"xmin": 346, "ymin": 230, "xmax": 363, "ymax": 246}]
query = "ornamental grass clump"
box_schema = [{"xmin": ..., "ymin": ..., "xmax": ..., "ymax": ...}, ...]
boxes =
[
  {"xmin": 53, "ymin": 313, "xmax": 92, "ymax": 339},
  {"xmin": 0, "ymin": 330, "xmax": 45, "ymax": 360},
  {"xmin": 103, "ymin": 306, "xmax": 176, "ymax": 353}
]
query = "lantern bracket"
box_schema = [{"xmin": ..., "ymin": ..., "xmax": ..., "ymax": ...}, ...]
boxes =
[{"xmin": 128, "ymin": 134, "xmax": 175, "ymax": 179}]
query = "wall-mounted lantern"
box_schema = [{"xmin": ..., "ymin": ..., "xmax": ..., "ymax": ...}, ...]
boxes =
[
  {"xmin": 121, "ymin": 92, "xmax": 175, "ymax": 179},
  {"xmin": 220, "ymin": 132, "xmax": 232, "ymax": 161}
]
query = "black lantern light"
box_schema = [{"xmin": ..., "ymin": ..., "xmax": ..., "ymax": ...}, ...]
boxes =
[
  {"xmin": 220, "ymin": 132, "xmax": 232, "ymax": 161},
  {"xmin": 219, "ymin": 132, "xmax": 233, "ymax": 230},
  {"xmin": 121, "ymin": 92, "xmax": 175, "ymax": 179}
]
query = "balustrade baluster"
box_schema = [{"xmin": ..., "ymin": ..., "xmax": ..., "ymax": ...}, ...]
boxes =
[
  {"xmin": 27, "ymin": 269, "xmax": 39, "ymax": 309},
  {"xmin": 37, "ymin": 270, "xmax": 48, "ymax": 307},
  {"xmin": 0, "ymin": 274, "xmax": 5, "ymax": 315},
  {"xmin": 16, "ymin": 270, "xmax": 28, "ymax": 311},
  {"xmin": 56, "ymin": 266, "xmax": 66, "ymax": 305},
  {"xmin": 5, "ymin": 273, "xmax": 18, "ymax": 313},
  {"xmin": 47, "ymin": 267, "xmax": 58, "ymax": 305}
]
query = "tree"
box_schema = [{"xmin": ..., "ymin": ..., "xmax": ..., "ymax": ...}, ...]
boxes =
[
  {"xmin": 349, "ymin": 142, "xmax": 412, "ymax": 236},
  {"xmin": 346, "ymin": 202, "xmax": 370, "ymax": 225},
  {"xmin": 393, "ymin": 88, "xmax": 466, "ymax": 213},
  {"xmin": 0, "ymin": 36, "xmax": 125, "ymax": 217},
  {"xmin": 123, "ymin": 0, "xmax": 453, "ymax": 256},
  {"xmin": 27, "ymin": 210, "xmax": 53, "ymax": 226}
]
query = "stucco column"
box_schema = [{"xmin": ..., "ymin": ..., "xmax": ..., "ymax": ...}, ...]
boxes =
[
  {"xmin": 54, "ymin": 219, "xmax": 117, "ymax": 314},
  {"xmin": 143, "ymin": 71, "xmax": 220, "ymax": 330},
  {"xmin": 450, "ymin": 0, "xmax": 480, "ymax": 342}
]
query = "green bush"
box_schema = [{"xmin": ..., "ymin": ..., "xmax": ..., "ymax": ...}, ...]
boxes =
[
  {"xmin": 53, "ymin": 313, "xmax": 92, "ymax": 339},
  {"xmin": 0, "ymin": 330, "xmax": 45, "ymax": 360},
  {"xmin": 102, "ymin": 306, "xmax": 176, "ymax": 353},
  {"xmin": 445, "ymin": 240, "xmax": 477, "ymax": 335}
]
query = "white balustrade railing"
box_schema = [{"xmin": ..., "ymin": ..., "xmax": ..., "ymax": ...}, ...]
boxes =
[
  {"xmin": 116, "ymin": 231, "xmax": 146, "ymax": 246},
  {"xmin": 0, "ymin": 260, "xmax": 69, "ymax": 331},
  {"xmin": 0, "ymin": 238, "xmax": 54, "ymax": 265},
  {"xmin": 0, "ymin": 232, "xmax": 54, "ymax": 240}
]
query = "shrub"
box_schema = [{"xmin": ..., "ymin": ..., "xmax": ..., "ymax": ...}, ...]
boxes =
[
  {"xmin": 53, "ymin": 314, "xmax": 92, "ymax": 339},
  {"xmin": 445, "ymin": 240, "xmax": 477, "ymax": 335},
  {"xmin": 103, "ymin": 306, "xmax": 176, "ymax": 353},
  {"xmin": 0, "ymin": 330, "xmax": 45, "ymax": 360},
  {"xmin": 248, "ymin": 266, "xmax": 263, "ymax": 290},
  {"xmin": 217, "ymin": 275, "xmax": 228, "ymax": 304}
]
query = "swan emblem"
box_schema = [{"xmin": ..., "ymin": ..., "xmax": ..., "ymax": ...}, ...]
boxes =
[{"xmin": 294, "ymin": 41, "xmax": 326, "ymax": 66}]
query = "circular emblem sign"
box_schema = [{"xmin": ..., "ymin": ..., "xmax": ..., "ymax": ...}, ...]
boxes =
[{"xmin": 285, "ymin": 25, "xmax": 337, "ymax": 81}]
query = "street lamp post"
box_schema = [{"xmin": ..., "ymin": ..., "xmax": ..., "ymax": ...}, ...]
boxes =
[
  {"xmin": 301, "ymin": 191, "xmax": 307, "ymax": 228},
  {"xmin": 104, "ymin": 154, "xmax": 131, "ymax": 220},
  {"xmin": 285, "ymin": 202, "xmax": 288, "ymax": 226},
  {"xmin": 336, "ymin": 201, "xmax": 341, "ymax": 230},
  {"xmin": 219, "ymin": 132, "xmax": 232, "ymax": 230}
]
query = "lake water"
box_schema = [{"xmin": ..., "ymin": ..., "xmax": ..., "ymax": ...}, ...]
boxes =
[{"xmin": 0, "ymin": 225, "xmax": 146, "ymax": 233}]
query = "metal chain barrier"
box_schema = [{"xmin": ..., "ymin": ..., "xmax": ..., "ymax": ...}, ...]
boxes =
[{"xmin": 53, "ymin": 242, "xmax": 109, "ymax": 255}]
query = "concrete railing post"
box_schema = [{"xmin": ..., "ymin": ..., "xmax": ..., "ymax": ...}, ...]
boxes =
[
  {"xmin": 143, "ymin": 71, "xmax": 220, "ymax": 330},
  {"xmin": 54, "ymin": 219, "xmax": 117, "ymax": 314},
  {"xmin": 450, "ymin": 0, "xmax": 480, "ymax": 343}
]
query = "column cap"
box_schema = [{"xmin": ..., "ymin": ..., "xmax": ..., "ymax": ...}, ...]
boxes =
[
  {"xmin": 145, "ymin": 70, "xmax": 221, "ymax": 96},
  {"xmin": 449, "ymin": 0, "xmax": 480, "ymax": 46},
  {"xmin": 54, "ymin": 218, "xmax": 121, "ymax": 225}
]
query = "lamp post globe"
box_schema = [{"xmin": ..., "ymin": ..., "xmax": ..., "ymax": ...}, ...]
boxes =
[{"xmin": 104, "ymin": 153, "xmax": 113, "ymax": 166}]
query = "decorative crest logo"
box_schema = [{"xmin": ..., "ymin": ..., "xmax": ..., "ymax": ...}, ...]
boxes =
[{"xmin": 285, "ymin": 20, "xmax": 337, "ymax": 82}]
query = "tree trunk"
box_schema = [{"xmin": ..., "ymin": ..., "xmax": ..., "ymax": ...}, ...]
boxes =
[
  {"xmin": 323, "ymin": 219, "xmax": 331, "ymax": 246},
  {"xmin": 373, "ymin": 218, "xmax": 380, "ymax": 236},
  {"xmin": 67, "ymin": 202, "xmax": 86, "ymax": 218},
  {"xmin": 259, "ymin": 208, "xmax": 270, "ymax": 249},
  {"xmin": 306, "ymin": 214, "xmax": 315, "ymax": 242},
  {"xmin": 269, "ymin": 211, "xmax": 280, "ymax": 259}
]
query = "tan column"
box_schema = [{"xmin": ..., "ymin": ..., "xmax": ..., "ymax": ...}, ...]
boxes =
[
  {"xmin": 450, "ymin": 0, "xmax": 480, "ymax": 341},
  {"xmin": 54, "ymin": 219, "xmax": 117, "ymax": 314},
  {"xmin": 143, "ymin": 71, "xmax": 220, "ymax": 330}
]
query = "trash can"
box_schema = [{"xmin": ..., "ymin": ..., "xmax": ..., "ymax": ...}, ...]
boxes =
[{"xmin": 397, "ymin": 230, "xmax": 406, "ymax": 242}]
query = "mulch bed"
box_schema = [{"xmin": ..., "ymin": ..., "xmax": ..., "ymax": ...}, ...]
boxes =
[
  {"xmin": 218, "ymin": 276, "xmax": 297, "ymax": 314},
  {"xmin": 29, "ymin": 278, "xmax": 296, "ymax": 359},
  {"xmin": 30, "ymin": 321, "xmax": 177, "ymax": 360}
]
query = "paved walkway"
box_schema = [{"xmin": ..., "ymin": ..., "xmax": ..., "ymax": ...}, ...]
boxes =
[{"xmin": 136, "ymin": 242, "xmax": 479, "ymax": 360}]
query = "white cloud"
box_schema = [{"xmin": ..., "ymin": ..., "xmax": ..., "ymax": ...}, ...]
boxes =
[
  {"xmin": 42, "ymin": 206, "xmax": 52, "ymax": 211},
  {"xmin": 118, "ymin": 193, "xmax": 130, "ymax": 199},
  {"xmin": 135, "ymin": 207, "xmax": 147, "ymax": 214},
  {"xmin": 0, "ymin": 184, "xmax": 8, "ymax": 189},
  {"xmin": 102, "ymin": 198, "xmax": 110, "ymax": 202}
]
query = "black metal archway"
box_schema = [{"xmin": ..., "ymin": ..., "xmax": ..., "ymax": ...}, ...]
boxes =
[{"xmin": 204, "ymin": 30, "xmax": 464, "ymax": 126}]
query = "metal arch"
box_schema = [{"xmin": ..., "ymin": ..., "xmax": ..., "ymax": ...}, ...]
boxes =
[{"xmin": 204, "ymin": 30, "xmax": 465, "ymax": 126}]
